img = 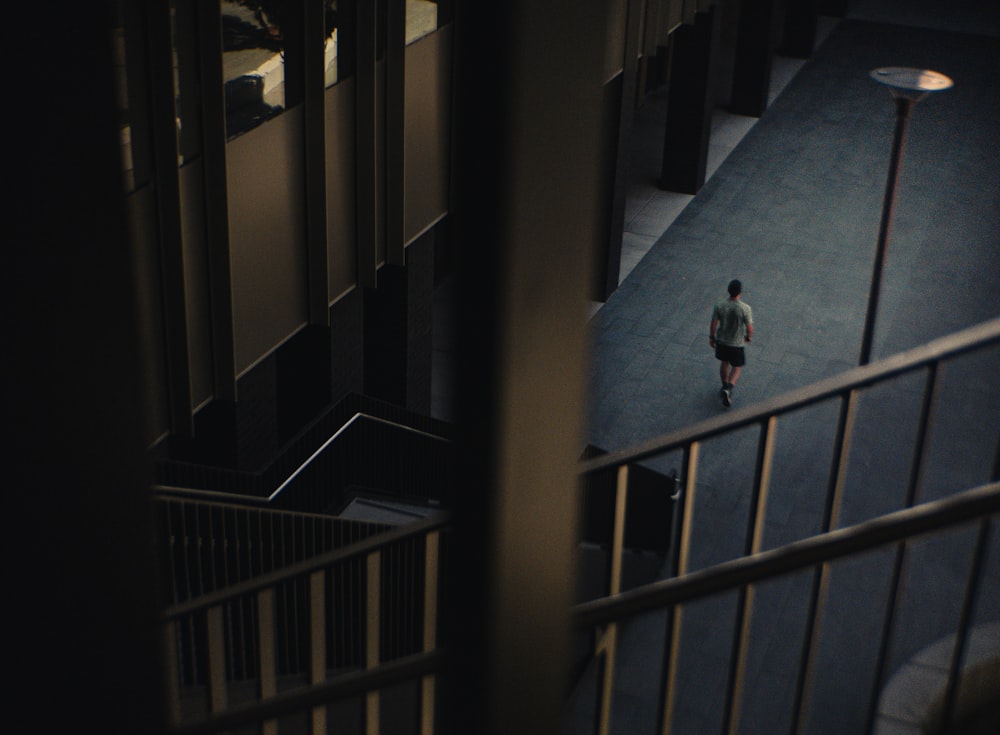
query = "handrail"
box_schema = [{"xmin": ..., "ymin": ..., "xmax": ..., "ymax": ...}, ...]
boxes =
[
  {"xmin": 158, "ymin": 320, "xmax": 1000, "ymax": 735},
  {"xmin": 571, "ymin": 481, "xmax": 1000, "ymax": 629},
  {"xmin": 168, "ymin": 650, "xmax": 448, "ymax": 735},
  {"xmin": 162, "ymin": 510, "xmax": 452, "ymax": 620},
  {"xmin": 580, "ymin": 317, "xmax": 1000, "ymax": 475},
  {"xmin": 162, "ymin": 510, "xmax": 451, "ymax": 735},
  {"xmin": 574, "ymin": 317, "xmax": 1000, "ymax": 735},
  {"xmin": 152, "ymin": 410, "xmax": 452, "ymax": 505}
]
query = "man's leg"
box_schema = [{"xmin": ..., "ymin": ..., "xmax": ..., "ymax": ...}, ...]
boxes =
[
  {"xmin": 728, "ymin": 365, "xmax": 742, "ymax": 386},
  {"xmin": 719, "ymin": 362, "xmax": 732, "ymax": 406}
]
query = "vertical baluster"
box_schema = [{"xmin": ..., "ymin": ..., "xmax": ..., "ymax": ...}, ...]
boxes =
[
  {"xmin": 337, "ymin": 554, "xmax": 346, "ymax": 671},
  {"xmin": 180, "ymin": 500, "xmax": 193, "ymax": 602},
  {"xmin": 992, "ymin": 429, "xmax": 1000, "ymax": 482},
  {"xmin": 258, "ymin": 588, "xmax": 278, "ymax": 735},
  {"xmin": 723, "ymin": 415, "xmax": 777, "ymax": 735},
  {"xmin": 220, "ymin": 506, "xmax": 240, "ymax": 680},
  {"xmin": 343, "ymin": 552, "xmax": 351, "ymax": 670},
  {"xmin": 937, "ymin": 518, "xmax": 992, "ymax": 732},
  {"xmin": 209, "ymin": 504, "xmax": 219, "ymax": 592},
  {"xmin": 277, "ymin": 514, "xmax": 289, "ymax": 675},
  {"xmin": 162, "ymin": 502, "xmax": 181, "ymax": 687},
  {"xmin": 206, "ymin": 604, "xmax": 228, "ymax": 715},
  {"xmin": 163, "ymin": 620, "xmax": 182, "ymax": 725},
  {"xmin": 181, "ymin": 502, "xmax": 198, "ymax": 684},
  {"xmin": 422, "ymin": 531, "xmax": 440, "ymax": 735},
  {"xmin": 407, "ymin": 536, "xmax": 415, "ymax": 656},
  {"xmin": 291, "ymin": 515, "xmax": 302, "ymax": 675},
  {"xmin": 610, "ymin": 465, "xmax": 629, "ymax": 597},
  {"xmin": 194, "ymin": 502, "xmax": 206, "ymax": 598},
  {"xmin": 389, "ymin": 540, "xmax": 398, "ymax": 661},
  {"xmin": 659, "ymin": 441, "xmax": 700, "ymax": 735},
  {"xmin": 163, "ymin": 500, "xmax": 178, "ymax": 605},
  {"xmin": 791, "ymin": 389, "xmax": 858, "ymax": 735},
  {"xmin": 864, "ymin": 363, "xmax": 940, "ymax": 734},
  {"xmin": 310, "ymin": 570, "xmax": 327, "ymax": 735},
  {"xmin": 594, "ymin": 464, "xmax": 629, "ymax": 735},
  {"xmin": 593, "ymin": 624, "xmax": 618, "ymax": 735},
  {"xmin": 366, "ymin": 550, "xmax": 382, "ymax": 735}
]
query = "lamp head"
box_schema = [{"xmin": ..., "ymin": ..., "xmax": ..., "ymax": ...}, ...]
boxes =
[{"xmin": 870, "ymin": 67, "xmax": 953, "ymax": 101}]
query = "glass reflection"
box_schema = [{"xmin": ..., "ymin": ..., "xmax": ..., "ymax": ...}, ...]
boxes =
[
  {"xmin": 111, "ymin": 19, "xmax": 135, "ymax": 192},
  {"xmin": 222, "ymin": 1, "xmax": 293, "ymax": 138},
  {"xmin": 406, "ymin": 0, "xmax": 438, "ymax": 45},
  {"xmin": 173, "ymin": 0, "xmax": 201, "ymax": 164},
  {"xmin": 324, "ymin": 1, "xmax": 341, "ymax": 87}
]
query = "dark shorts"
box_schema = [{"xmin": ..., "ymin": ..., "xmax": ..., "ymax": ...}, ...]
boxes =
[{"xmin": 715, "ymin": 343, "xmax": 746, "ymax": 367}]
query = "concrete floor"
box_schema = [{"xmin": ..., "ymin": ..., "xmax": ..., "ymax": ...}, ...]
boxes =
[{"xmin": 576, "ymin": 3, "xmax": 1000, "ymax": 734}]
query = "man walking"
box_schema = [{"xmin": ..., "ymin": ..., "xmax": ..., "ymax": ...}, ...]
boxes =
[{"xmin": 709, "ymin": 279, "xmax": 753, "ymax": 407}]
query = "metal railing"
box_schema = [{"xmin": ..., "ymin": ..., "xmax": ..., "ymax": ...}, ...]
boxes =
[
  {"xmin": 573, "ymin": 483, "xmax": 999, "ymax": 734},
  {"xmin": 160, "ymin": 319, "xmax": 1000, "ymax": 735},
  {"xmin": 162, "ymin": 512, "xmax": 451, "ymax": 735},
  {"xmin": 154, "ymin": 409, "xmax": 454, "ymax": 513},
  {"xmin": 573, "ymin": 317, "xmax": 1000, "ymax": 735},
  {"xmin": 154, "ymin": 497, "xmax": 392, "ymax": 605},
  {"xmin": 156, "ymin": 396, "xmax": 454, "ymax": 734}
]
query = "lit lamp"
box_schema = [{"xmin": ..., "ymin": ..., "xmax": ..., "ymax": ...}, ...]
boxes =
[{"xmin": 859, "ymin": 67, "xmax": 953, "ymax": 365}]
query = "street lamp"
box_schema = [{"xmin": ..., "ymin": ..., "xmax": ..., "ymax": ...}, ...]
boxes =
[{"xmin": 859, "ymin": 67, "xmax": 953, "ymax": 365}]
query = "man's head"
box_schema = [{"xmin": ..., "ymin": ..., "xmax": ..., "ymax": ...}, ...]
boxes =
[{"xmin": 728, "ymin": 279, "xmax": 742, "ymax": 298}]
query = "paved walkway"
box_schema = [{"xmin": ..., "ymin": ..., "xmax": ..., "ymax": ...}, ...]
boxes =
[{"xmin": 577, "ymin": 7, "xmax": 1000, "ymax": 735}]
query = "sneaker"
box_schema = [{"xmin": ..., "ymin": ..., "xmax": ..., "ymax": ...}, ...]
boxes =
[{"xmin": 721, "ymin": 387, "xmax": 731, "ymax": 407}]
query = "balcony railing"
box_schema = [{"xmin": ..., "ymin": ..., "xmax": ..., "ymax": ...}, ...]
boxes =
[
  {"xmin": 162, "ymin": 512, "xmax": 451, "ymax": 735},
  {"xmin": 161, "ymin": 318, "xmax": 1000, "ymax": 735},
  {"xmin": 573, "ymin": 317, "xmax": 1000, "ymax": 735}
]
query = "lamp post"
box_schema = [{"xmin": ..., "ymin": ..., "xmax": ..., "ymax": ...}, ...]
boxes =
[{"xmin": 859, "ymin": 67, "xmax": 953, "ymax": 365}]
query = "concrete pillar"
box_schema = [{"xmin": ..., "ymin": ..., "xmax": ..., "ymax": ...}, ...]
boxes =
[
  {"xmin": 10, "ymin": 4, "xmax": 168, "ymax": 733},
  {"xmin": 444, "ymin": 2, "xmax": 606, "ymax": 734},
  {"xmin": 661, "ymin": 8, "xmax": 717, "ymax": 194},
  {"xmin": 730, "ymin": 0, "xmax": 778, "ymax": 118},
  {"xmin": 778, "ymin": 0, "xmax": 820, "ymax": 59}
]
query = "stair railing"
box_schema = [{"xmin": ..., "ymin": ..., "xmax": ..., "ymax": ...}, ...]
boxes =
[
  {"xmin": 573, "ymin": 482, "xmax": 999, "ymax": 735},
  {"xmin": 160, "ymin": 319, "xmax": 1000, "ymax": 735},
  {"xmin": 162, "ymin": 512, "xmax": 451, "ymax": 735},
  {"xmin": 154, "ymin": 410, "xmax": 453, "ymax": 512},
  {"xmin": 153, "ymin": 496, "xmax": 392, "ymax": 606}
]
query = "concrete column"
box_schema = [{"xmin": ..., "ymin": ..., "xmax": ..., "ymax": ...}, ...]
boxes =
[
  {"xmin": 444, "ymin": 2, "xmax": 606, "ymax": 734},
  {"xmin": 778, "ymin": 0, "xmax": 820, "ymax": 59},
  {"xmin": 594, "ymin": 0, "xmax": 645, "ymax": 303},
  {"xmin": 730, "ymin": 0, "xmax": 778, "ymax": 118},
  {"xmin": 661, "ymin": 8, "xmax": 716, "ymax": 194},
  {"xmin": 10, "ymin": 5, "xmax": 168, "ymax": 733}
]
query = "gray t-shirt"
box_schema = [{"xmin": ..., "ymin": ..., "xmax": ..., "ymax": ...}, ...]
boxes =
[{"xmin": 712, "ymin": 299, "xmax": 753, "ymax": 347}]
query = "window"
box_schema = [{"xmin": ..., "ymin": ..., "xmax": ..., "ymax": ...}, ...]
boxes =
[
  {"xmin": 406, "ymin": 0, "xmax": 438, "ymax": 45},
  {"xmin": 325, "ymin": 0, "xmax": 351, "ymax": 87},
  {"xmin": 222, "ymin": 0, "xmax": 302, "ymax": 139},
  {"xmin": 173, "ymin": 0, "xmax": 202, "ymax": 164}
]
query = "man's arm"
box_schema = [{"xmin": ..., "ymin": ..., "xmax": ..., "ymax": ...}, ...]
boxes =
[
  {"xmin": 709, "ymin": 317, "xmax": 719, "ymax": 345},
  {"xmin": 745, "ymin": 322, "xmax": 753, "ymax": 343}
]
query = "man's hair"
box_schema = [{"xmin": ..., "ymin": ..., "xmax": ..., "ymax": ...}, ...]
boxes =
[{"xmin": 728, "ymin": 279, "xmax": 742, "ymax": 297}]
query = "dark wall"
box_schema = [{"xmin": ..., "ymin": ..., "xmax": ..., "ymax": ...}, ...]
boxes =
[
  {"xmin": 10, "ymin": 4, "xmax": 168, "ymax": 733},
  {"xmin": 331, "ymin": 286, "xmax": 367, "ymax": 403},
  {"xmin": 168, "ymin": 227, "xmax": 435, "ymax": 471},
  {"xmin": 364, "ymin": 229, "xmax": 435, "ymax": 414}
]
